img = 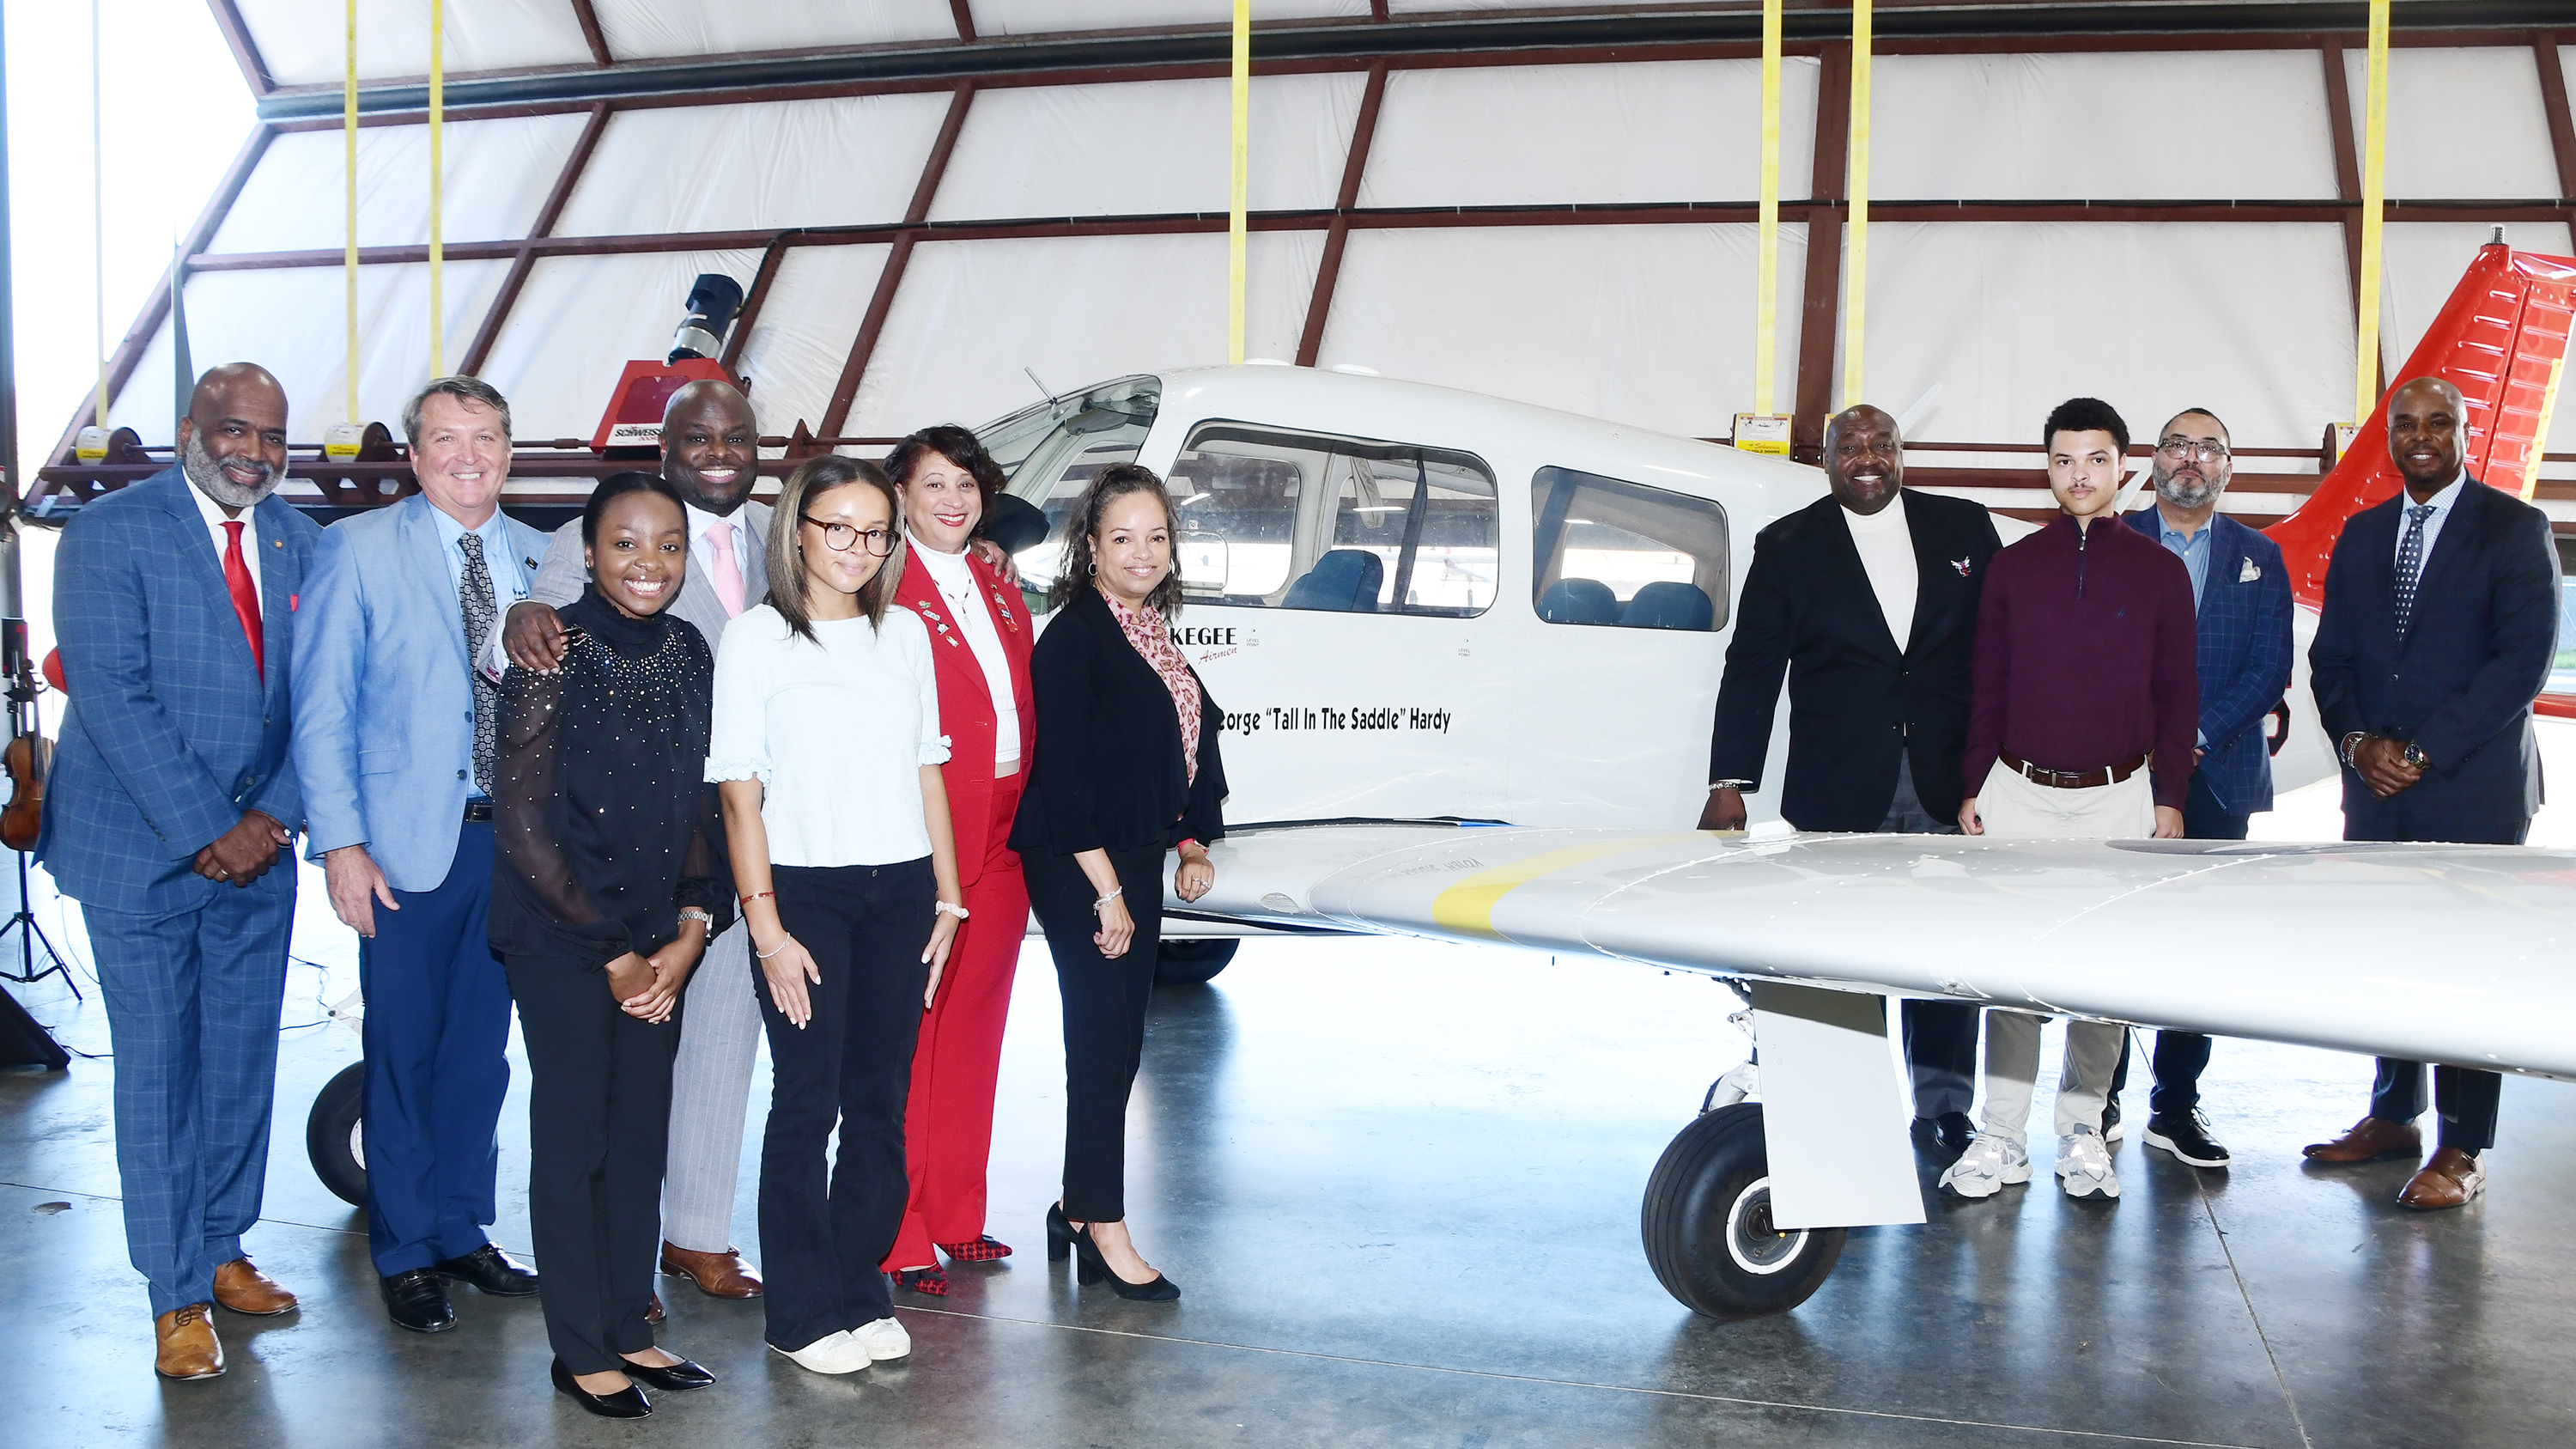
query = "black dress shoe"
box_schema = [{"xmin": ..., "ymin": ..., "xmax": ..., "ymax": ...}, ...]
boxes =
[
  {"xmin": 621, "ymin": 1356, "xmax": 717, "ymax": 1392},
  {"xmin": 2143, "ymin": 1109, "xmax": 2232, "ymax": 1168},
  {"xmin": 552, "ymin": 1357, "xmax": 652, "ymax": 1419},
  {"xmin": 380, "ymin": 1269, "xmax": 456, "ymax": 1333},
  {"xmin": 435, "ymin": 1244, "xmax": 543, "ymax": 1296},
  {"xmin": 1911, "ymin": 1112, "xmax": 1976, "ymax": 1164},
  {"xmin": 2102, "ymin": 1095, "xmax": 2125, "ymax": 1143}
]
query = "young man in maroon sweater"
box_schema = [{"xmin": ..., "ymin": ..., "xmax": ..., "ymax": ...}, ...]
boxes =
[{"xmin": 1939, "ymin": 398, "xmax": 2199, "ymax": 1203}]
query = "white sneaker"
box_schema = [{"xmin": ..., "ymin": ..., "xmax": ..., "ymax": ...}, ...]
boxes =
[
  {"xmin": 1938, "ymin": 1135, "xmax": 2032, "ymax": 1198},
  {"xmin": 771, "ymin": 1330, "xmax": 871, "ymax": 1374},
  {"xmin": 852, "ymin": 1316, "xmax": 911, "ymax": 1362},
  {"xmin": 2057, "ymin": 1125, "xmax": 2122, "ymax": 1199}
]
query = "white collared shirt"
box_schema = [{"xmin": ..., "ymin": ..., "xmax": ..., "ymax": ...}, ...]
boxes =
[
  {"xmin": 2393, "ymin": 471, "xmax": 2465, "ymax": 570},
  {"xmin": 685, "ymin": 500, "xmax": 750, "ymax": 605},
  {"xmin": 1844, "ymin": 490, "xmax": 1915, "ymax": 654},
  {"xmin": 185, "ymin": 476, "xmax": 260, "ymax": 611},
  {"xmin": 910, "ymin": 539, "xmax": 1021, "ymax": 767}
]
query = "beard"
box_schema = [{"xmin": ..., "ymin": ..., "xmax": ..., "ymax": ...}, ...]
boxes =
[
  {"xmin": 182, "ymin": 430, "xmax": 285, "ymax": 510},
  {"xmin": 2153, "ymin": 468, "xmax": 2218, "ymax": 511}
]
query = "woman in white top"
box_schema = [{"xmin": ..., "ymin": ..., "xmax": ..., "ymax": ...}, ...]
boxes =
[{"xmin": 706, "ymin": 455, "xmax": 963, "ymax": 1376}]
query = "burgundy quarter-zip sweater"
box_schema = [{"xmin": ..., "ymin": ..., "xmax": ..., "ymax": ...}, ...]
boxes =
[{"xmin": 1962, "ymin": 513, "xmax": 2201, "ymax": 810}]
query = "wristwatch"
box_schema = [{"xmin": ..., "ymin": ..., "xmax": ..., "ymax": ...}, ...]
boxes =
[
  {"xmin": 2402, "ymin": 741, "xmax": 2433, "ymax": 772},
  {"xmin": 677, "ymin": 907, "xmax": 715, "ymax": 930},
  {"xmin": 1709, "ymin": 779, "xmax": 1752, "ymax": 792}
]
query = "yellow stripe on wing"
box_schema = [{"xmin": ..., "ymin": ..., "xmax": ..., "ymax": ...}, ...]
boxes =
[{"xmin": 1430, "ymin": 835, "xmax": 1710, "ymax": 939}]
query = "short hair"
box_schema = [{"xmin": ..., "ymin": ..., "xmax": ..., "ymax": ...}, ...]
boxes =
[
  {"xmin": 1050, "ymin": 464, "xmax": 1183, "ymax": 619},
  {"xmin": 2044, "ymin": 397, "xmax": 2129, "ymax": 456},
  {"xmin": 404, "ymin": 375, "xmax": 513, "ymax": 447},
  {"xmin": 886, "ymin": 424, "xmax": 1005, "ymax": 500},
  {"xmin": 766, "ymin": 454, "xmax": 905, "ymax": 642},
  {"xmin": 2162, "ymin": 407, "xmax": 2231, "ymax": 445},
  {"xmin": 581, "ymin": 470, "xmax": 686, "ymax": 547}
]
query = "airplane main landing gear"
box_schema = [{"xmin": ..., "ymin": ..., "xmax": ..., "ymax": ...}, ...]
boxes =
[{"xmin": 1640, "ymin": 1101, "xmax": 1844, "ymax": 1318}]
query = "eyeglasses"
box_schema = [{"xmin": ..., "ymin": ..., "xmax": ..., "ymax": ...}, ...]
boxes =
[
  {"xmin": 2156, "ymin": 439, "xmax": 2231, "ymax": 463},
  {"xmin": 801, "ymin": 514, "xmax": 895, "ymax": 556}
]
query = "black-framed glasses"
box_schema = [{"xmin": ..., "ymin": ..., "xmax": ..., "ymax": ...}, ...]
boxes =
[
  {"xmin": 801, "ymin": 514, "xmax": 895, "ymax": 556},
  {"xmin": 2156, "ymin": 438, "xmax": 2230, "ymax": 463}
]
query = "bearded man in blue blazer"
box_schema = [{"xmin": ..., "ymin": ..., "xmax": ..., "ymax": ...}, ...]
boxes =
[
  {"xmin": 40, "ymin": 364, "xmax": 319, "ymax": 1379},
  {"xmin": 292, "ymin": 376, "xmax": 550, "ymax": 1331}
]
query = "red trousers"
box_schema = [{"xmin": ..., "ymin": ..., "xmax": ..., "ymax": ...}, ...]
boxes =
[{"xmin": 884, "ymin": 777, "xmax": 1028, "ymax": 1269}]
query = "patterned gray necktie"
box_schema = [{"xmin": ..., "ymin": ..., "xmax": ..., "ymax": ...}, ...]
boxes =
[
  {"xmin": 2393, "ymin": 503, "xmax": 2435, "ymax": 642},
  {"xmin": 458, "ymin": 532, "xmax": 499, "ymax": 795}
]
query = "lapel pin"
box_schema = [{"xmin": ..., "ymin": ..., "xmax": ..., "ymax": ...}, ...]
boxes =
[{"xmin": 1951, "ymin": 557, "xmax": 1973, "ymax": 577}]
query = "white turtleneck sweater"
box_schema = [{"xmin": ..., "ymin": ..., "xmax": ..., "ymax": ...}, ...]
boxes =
[
  {"xmin": 911, "ymin": 539, "xmax": 1022, "ymax": 769},
  {"xmin": 1844, "ymin": 490, "xmax": 1917, "ymax": 654}
]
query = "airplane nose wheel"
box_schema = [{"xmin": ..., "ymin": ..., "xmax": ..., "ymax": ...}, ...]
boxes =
[{"xmin": 1641, "ymin": 1101, "xmax": 1844, "ymax": 1318}]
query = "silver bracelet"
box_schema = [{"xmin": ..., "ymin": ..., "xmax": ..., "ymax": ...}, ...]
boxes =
[
  {"xmin": 1096, "ymin": 887, "xmax": 1124, "ymax": 909},
  {"xmin": 755, "ymin": 937, "xmax": 793, "ymax": 959}
]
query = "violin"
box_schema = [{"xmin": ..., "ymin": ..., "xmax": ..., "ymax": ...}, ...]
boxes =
[{"xmin": 0, "ymin": 641, "xmax": 52, "ymax": 854}]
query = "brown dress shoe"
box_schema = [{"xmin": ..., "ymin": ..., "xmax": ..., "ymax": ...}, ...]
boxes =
[
  {"xmin": 212, "ymin": 1257, "xmax": 298, "ymax": 1316},
  {"xmin": 155, "ymin": 1303, "xmax": 226, "ymax": 1380},
  {"xmin": 2398, "ymin": 1147, "xmax": 2488, "ymax": 1210},
  {"xmin": 660, "ymin": 1242, "xmax": 762, "ymax": 1299},
  {"xmin": 2301, "ymin": 1115, "xmax": 2422, "ymax": 1163}
]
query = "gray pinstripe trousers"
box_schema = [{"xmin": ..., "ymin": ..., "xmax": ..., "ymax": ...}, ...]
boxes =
[{"xmin": 659, "ymin": 918, "xmax": 762, "ymax": 1252}]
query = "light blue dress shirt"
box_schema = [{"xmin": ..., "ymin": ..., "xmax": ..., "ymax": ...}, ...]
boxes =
[
  {"xmin": 2154, "ymin": 511, "xmax": 2212, "ymax": 748},
  {"xmin": 427, "ymin": 502, "xmax": 532, "ymax": 612},
  {"xmin": 2391, "ymin": 472, "xmax": 2464, "ymax": 569}
]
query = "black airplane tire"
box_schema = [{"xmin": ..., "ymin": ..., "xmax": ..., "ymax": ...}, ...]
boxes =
[
  {"xmin": 1641, "ymin": 1102, "xmax": 1844, "ymax": 1319},
  {"xmin": 1154, "ymin": 938, "xmax": 1237, "ymax": 988},
  {"xmin": 307, "ymin": 1061, "xmax": 369, "ymax": 1209}
]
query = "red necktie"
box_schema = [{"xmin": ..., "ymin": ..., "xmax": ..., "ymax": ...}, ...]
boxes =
[{"xmin": 221, "ymin": 520, "xmax": 264, "ymax": 679}]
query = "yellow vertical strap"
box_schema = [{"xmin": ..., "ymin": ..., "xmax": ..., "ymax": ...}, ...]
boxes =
[
  {"xmin": 1752, "ymin": 0, "xmax": 1783, "ymax": 417},
  {"xmin": 428, "ymin": 0, "xmax": 446, "ymax": 378},
  {"xmin": 345, "ymin": 0, "xmax": 360, "ymax": 420},
  {"xmin": 1841, "ymin": 0, "xmax": 1871, "ymax": 411},
  {"xmin": 1227, "ymin": 0, "xmax": 1250, "ymax": 367},
  {"xmin": 2353, "ymin": 0, "xmax": 2390, "ymax": 425},
  {"xmin": 90, "ymin": 0, "xmax": 106, "ymax": 429}
]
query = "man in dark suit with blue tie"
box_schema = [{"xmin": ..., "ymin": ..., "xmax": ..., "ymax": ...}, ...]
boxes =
[
  {"xmin": 39, "ymin": 364, "xmax": 319, "ymax": 1379},
  {"xmin": 2303, "ymin": 375, "xmax": 2561, "ymax": 1209},
  {"xmin": 2110, "ymin": 408, "xmax": 2293, "ymax": 1170}
]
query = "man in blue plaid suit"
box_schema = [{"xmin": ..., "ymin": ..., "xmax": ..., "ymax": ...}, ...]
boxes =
[
  {"xmin": 2111, "ymin": 406, "xmax": 2293, "ymax": 1171},
  {"xmin": 38, "ymin": 364, "xmax": 321, "ymax": 1380}
]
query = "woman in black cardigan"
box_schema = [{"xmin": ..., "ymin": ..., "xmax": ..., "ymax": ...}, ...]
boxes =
[{"xmin": 1010, "ymin": 463, "xmax": 1225, "ymax": 1302}]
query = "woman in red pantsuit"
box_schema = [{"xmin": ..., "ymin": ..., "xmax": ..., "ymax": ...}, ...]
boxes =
[{"xmin": 881, "ymin": 426, "xmax": 1038, "ymax": 1295}]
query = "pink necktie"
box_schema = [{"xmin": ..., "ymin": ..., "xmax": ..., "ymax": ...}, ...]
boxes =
[{"xmin": 704, "ymin": 521, "xmax": 745, "ymax": 618}]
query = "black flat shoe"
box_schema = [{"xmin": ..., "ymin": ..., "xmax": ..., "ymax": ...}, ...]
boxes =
[
  {"xmin": 1046, "ymin": 1202, "xmax": 1077, "ymax": 1263},
  {"xmin": 379, "ymin": 1268, "xmax": 456, "ymax": 1333},
  {"xmin": 620, "ymin": 1355, "xmax": 716, "ymax": 1392},
  {"xmin": 1068, "ymin": 1222, "xmax": 1181, "ymax": 1303},
  {"xmin": 435, "ymin": 1244, "xmax": 543, "ymax": 1297},
  {"xmin": 553, "ymin": 1357, "xmax": 652, "ymax": 1419}
]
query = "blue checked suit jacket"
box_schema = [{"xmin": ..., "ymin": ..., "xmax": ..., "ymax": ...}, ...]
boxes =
[
  {"xmin": 37, "ymin": 467, "xmax": 322, "ymax": 916},
  {"xmin": 292, "ymin": 493, "xmax": 546, "ymax": 892},
  {"xmin": 2123, "ymin": 508, "xmax": 2293, "ymax": 815}
]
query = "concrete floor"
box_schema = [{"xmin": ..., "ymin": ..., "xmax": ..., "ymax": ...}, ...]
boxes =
[{"xmin": 8, "ymin": 861, "xmax": 2574, "ymax": 1449}]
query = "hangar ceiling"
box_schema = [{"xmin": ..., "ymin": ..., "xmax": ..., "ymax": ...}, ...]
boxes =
[{"xmin": 33, "ymin": 2, "xmax": 2576, "ymax": 527}]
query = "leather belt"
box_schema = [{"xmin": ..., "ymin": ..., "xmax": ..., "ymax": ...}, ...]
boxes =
[
  {"xmin": 463, "ymin": 799, "xmax": 495, "ymax": 824},
  {"xmin": 1999, "ymin": 750, "xmax": 2149, "ymax": 790}
]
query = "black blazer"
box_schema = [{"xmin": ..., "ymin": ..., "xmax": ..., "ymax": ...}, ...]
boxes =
[
  {"xmin": 2310, "ymin": 476, "xmax": 2561, "ymax": 843},
  {"xmin": 1710, "ymin": 490, "xmax": 2003, "ymax": 831},
  {"xmin": 1010, "ymin": 588, "xmax": 1229, "ymax": 856}
]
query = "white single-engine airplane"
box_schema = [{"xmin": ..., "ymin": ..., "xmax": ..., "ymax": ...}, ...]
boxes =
[{"xmin": 968, "ymin": 240, "xmax": 2576, "ymax": 1319}]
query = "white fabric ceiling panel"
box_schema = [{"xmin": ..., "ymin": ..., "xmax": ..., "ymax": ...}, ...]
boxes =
[
  {"xmin": 209, "ymin": 115, "xmax": 591, "ymax": 254},
  {"xmin": 1314, "ymin": 223, "xmax": 1804, "ymax": 440},
  {"xmin": 969, "ymin": 1, "xmax": 1367, "ymax": 32},
  {"xmin": 475, "ymin": 249, "xmax": 765, "ymax": 441},
  {"xmin": 2374, "ymin": 222, "xmax": 2576, "ymax": 453},
  {"xmin": 1360, "ymin": 61, "xmax": 1820, "ymax": 209},
  {"xmin": 1844, "ymin": 222, "xmax": 2351, "ymax": 448},
  {"xmin": 2343, "ymin": 47, "xmax": 2560, "ymax": 199},
  {"xmin": 1872, "ymin": 52, "xmax": 2338, "ymax": 201},
  {"xmin": 555, "ymin": 94, "xmax": 955, "ymax": 238},
  {"xmin": 929, "ymin": 75, "xmax": 1362, "ymax": 221},
  {"xmin": 726, "ymin": 245, "xmax": 894, "ymax": 439},
  {"xmin": 237, "ymin": 0, "xmax": 596, "ymax": 87},
  {"xmin": 105, "ymin": 260, "xmax": 511, "ymax": 444},
  {"xmin": 850, "ymin": 231, "xmax": 1321, "ymax": 435},
  {"xmin": 592, "ymin": 0, "xmax": 957, "ymax": 59}
]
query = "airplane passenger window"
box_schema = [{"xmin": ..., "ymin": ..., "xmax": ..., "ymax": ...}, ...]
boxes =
[
  {"xmin": 984, "ymin": 375, "xmax": 1162, "ymax": 606},
  {"xmin": 1529, "ymin": 467, "xmax": 1728, "ymax": 631},
  {"xmin": 1167, "ymin": 421, "xmax": 1498, "ymax": 616}
]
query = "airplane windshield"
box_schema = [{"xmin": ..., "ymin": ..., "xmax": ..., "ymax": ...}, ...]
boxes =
[{"xmin": 981, "ymin": 375, "xmax": 1163, "ymax": 605}]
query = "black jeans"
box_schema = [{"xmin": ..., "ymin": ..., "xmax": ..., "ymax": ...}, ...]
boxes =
[
  {"xmin": 2109, "ymin": 770, "xmax": 2246, "ymax": 1117},
  {"xmin": 756, "ymin": 858, "xmax": 933, "ymax": 1353},
  {"xmin": 501, "ymin": 947, "xmax": 682, "ymax": 1375},
  {"xmin": 1024, "ymin": 844, "xmax": 1167, "ymax": 1223}
]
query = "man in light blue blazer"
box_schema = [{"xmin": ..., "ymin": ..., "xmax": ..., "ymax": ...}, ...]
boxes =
[
  {"xmin": 292, "ymin": 375, "xmax": 549, "ymax": 1333},
  {"xmin": 39, "ymin": 364, "xmax": 319, "ymax": 1379}
]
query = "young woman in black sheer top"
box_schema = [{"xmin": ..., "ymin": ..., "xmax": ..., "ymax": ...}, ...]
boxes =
[{"xmin": 490, "ymin": 472, "xmax": 730, "ymax": 1420}]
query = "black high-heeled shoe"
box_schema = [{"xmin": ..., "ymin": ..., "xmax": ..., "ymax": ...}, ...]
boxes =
[
  {"xmin": 552, "ymin": 1356, "xmax": 653, "ymax": 1419},
  {"xmin": 1067, "ymin": 1221, "xmax": 1182, "ymax": 1302},
  {"xmin": 620, "ymin": 1355, "xmax": 716, "ymax": 1392},
  {"xmin": 1046, "ymin": 1202, "xmax": 1078, "ymax": 1263}
]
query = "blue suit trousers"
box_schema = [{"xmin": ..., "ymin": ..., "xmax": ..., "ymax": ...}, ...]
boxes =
[
  {"xmin": 88, "ymin": 880, "xmax": 295, "ymax": 1316},
  {"xmin": 361, "ymin": 821, "xmax": 513, "ymax": 1275}
]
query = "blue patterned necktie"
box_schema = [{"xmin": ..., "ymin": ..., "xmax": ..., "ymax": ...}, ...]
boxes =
[
  {"xmin": 2393, "ymin": 503, "xmax": 2434, "ymax": 641},
  {"xmin": 459, "ymin": 533, "xmax": 499, "ymax": 795}
]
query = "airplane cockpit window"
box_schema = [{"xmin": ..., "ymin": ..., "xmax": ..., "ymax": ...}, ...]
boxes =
[
  {"xmin": 1164, "ymin": 421, "xmax": 1499, "ymax": 617},
  {"xmin": 1529, "ymin": 467, "xmax": 1728, "ymax": 631},
  {"xmin": 983, "ymin": 375, "xmax": 1163, "ymax": 606}
]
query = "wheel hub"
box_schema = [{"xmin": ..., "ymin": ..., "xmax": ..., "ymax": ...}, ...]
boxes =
[{"xmin": 1723, "ymin": 1175, "xmax": 1809, "ymax": 1275}]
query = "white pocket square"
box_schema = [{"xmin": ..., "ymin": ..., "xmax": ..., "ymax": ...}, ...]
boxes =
[{"xmin": 2239, "ymin": 558, "xmax": 2262, "ymax": 582}]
